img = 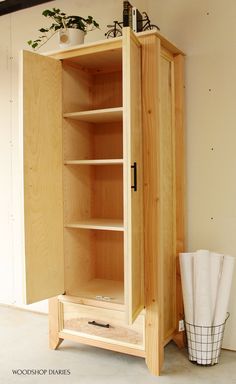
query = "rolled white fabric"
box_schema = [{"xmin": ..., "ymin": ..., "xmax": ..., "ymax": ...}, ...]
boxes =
[
  {"xmin": 179, "ymin": 252, "xmax": 196, "ymax": 361},
  {"xmin": 180, "ymin": 253, "xmax": 194, "ymax": 323},
  {"xmin": 213, "ymin": 255, "xmax": 235, "ymax": 363},
  {"xmin": 210, "ymin": 252, "xmax": 223, "ymax": 321},
  {"xmin": 213, "ymin": 255, "xmax": 235, "ymax": 325},
  {"xmin": 194, "ymin": 250, "xmax": 212, "ymax": 364},
  {"xmin": 194, "ymin": 250, "xmax": 212, "ymax": 326}
]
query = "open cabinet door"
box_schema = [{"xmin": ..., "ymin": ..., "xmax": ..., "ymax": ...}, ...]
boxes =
[
  {"xmin": 21, "ymin": 51, "xmax": 64, "ymax": 304},
  {"xmin": 123, "ymin": 28, "xmax": 144, "ymax": 323}
]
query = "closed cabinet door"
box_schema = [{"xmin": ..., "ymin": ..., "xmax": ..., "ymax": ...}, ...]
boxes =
[
  {"xmin": 22, "ymin": 50, "xmax": 64, "ymax": 304},
  {"xmin": 123, "ymin": 28, "xmax": 144, "ymax": 324}
]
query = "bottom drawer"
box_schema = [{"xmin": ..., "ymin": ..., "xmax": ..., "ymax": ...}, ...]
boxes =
[{"xmin": 60, "ymin": 301, "xmax": 145, "ymax": 351}]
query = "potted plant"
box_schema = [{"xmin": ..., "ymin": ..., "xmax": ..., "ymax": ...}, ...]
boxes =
[{"xmin": 28, "ymin": 8, "xmax": 99, "ymax": 50}]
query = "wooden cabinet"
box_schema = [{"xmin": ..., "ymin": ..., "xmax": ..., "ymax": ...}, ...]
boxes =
[{"xmin": 21, "ymin": 28, "xmax": 185, "ymax": 375}]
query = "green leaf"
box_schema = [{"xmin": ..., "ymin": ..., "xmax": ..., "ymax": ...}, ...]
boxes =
[
  {"xmin": 42, "ymin": 9, "xmax": 55, "ymax": 17},
  {"xmin": 39, "ymin": 28, "xmax": 48, "ymax": 32},
  {"xmin": 29, "ymin": 8, "xmax": 99, "ymax": 50}
]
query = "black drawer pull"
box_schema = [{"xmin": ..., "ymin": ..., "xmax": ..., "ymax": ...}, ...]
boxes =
[
  {"xmin": 131, "ymin": 162, "xmax": 137, "ymax": 191},
  {"xmin": 88, "ymin": 320, "xmax": 110, "ymax": 328}
]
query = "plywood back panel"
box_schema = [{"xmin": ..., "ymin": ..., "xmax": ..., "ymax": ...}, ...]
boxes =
[
  {"xmin": 92, "ymin": 71, "xmax": 122, "ymax": 109},
  {"xmin": 95, "ymin": 231, "xmax": 124, "ymax": 281},
  {"xmin": 93, "ymin": 122, "xmax": 123, "ymax": 159},
  {"xmin": 22, "ymin": 50, "xmax": 64, "ymax": 303},
  {"xmin": 92, "ymin": 165, "xmax": 123, "ymax": 220}
]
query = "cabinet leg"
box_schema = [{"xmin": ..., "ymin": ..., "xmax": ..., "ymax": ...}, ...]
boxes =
[
  {"xmin": 48, "ymin": 297, "xmax": 64, "ymax": 350},
  {"xmin": 50, "ymin": 336, "xmax": 63, "ymax": 350},
  {"xmin": 145, "ymin": 308, "xmax": 164, "ymax": 376},
  {"xmin": 173, "ymin": 331, "xmax": 185, "ymax": 349}
]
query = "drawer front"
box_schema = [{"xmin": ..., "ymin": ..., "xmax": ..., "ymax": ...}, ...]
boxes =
[{"xmin": 60, "ymin": 301, "xmax": 145, "ymax": 350}]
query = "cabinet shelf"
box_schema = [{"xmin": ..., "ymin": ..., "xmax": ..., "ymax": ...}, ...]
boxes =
[
  {"xmin": 71, "ymin": 278, "xmax": 124, "ymax": 305},
  {"xmin": 65, "ymin": 219, "xmax": 124, "ymax": 231},
  {"xmin": 63, "ymin": 107, "xmax": 123, "ymax": 123},
  {"xmin": 64, "ymin": 159, "xmax": 123, "ymax": 165}
]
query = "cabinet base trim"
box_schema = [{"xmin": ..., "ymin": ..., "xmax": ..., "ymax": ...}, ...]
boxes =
[{"xmin": 59, "ymin": 330, "xmax": 146, "ymax": 358}]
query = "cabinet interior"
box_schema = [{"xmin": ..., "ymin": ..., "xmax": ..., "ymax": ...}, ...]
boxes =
[
  {"xmin": 63, "ymin": 120, "xmax": 123, "ymax": 160},
  {"xmin": 61, "ymin": 47, "xmax": 124, "ymax": 305},
  {"xmin": 62, "ymin": 47, "xmax": 122, "ymax": 113},
  {"xmin": 64, "ymin": 230, "xmax": 124, "ymax": 304},
  {"xmin": 63, "ymin": 164, "xmax": 123, "ymax": 223}
]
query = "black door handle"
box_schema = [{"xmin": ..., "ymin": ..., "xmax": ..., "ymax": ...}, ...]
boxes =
[
  {"xmin": 88, "ymin": 320, "xmax": 110, "ymax": 328},
  {"xmin": 131, "ymin": 162, "xmax": 137, "ymax": 191}
]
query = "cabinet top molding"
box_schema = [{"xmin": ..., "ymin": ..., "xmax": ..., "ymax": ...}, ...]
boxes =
[{"xmin": 42, "ymin": 29, "xmax": 184, "ymax": 60}]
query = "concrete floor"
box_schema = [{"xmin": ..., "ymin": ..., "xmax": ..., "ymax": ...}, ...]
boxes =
[{"xmin": 0, "ymin": 306, "xmax": 235, "ymax": 384}]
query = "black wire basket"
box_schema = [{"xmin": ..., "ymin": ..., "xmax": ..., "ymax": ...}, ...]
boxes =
[{"xmin": 185, "ymin": 313, "xmax": 230, "ymax": 366}]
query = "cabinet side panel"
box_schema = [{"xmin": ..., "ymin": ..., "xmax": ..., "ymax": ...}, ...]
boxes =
[
  {"xmin": 160, "ymin": 56, "xmax": 176, "ymax": 337},
  {"xmin": 64, "ymin": 229, "xmax": 95, "ymax": 295},
  {"xmin": 173, "ymin": 54, "xmax": 185, "ymax": 347},
  {"xmin": 62, "ymin": 63, "xmax": 93, "ymax": 113},
  {"xmin": 23, "ymin": 51, "xmax": 64, "ymax": 303}
]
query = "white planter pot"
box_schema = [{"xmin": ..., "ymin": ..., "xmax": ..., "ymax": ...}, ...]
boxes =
[{"xmin": 58, "ymin": 28, "xmax": 85, "ymax": 48}]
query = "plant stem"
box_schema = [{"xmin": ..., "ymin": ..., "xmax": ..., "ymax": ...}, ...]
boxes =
[{"xmin": 34, "ymin": 29, "xmax": 58, "ymax": 51}]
